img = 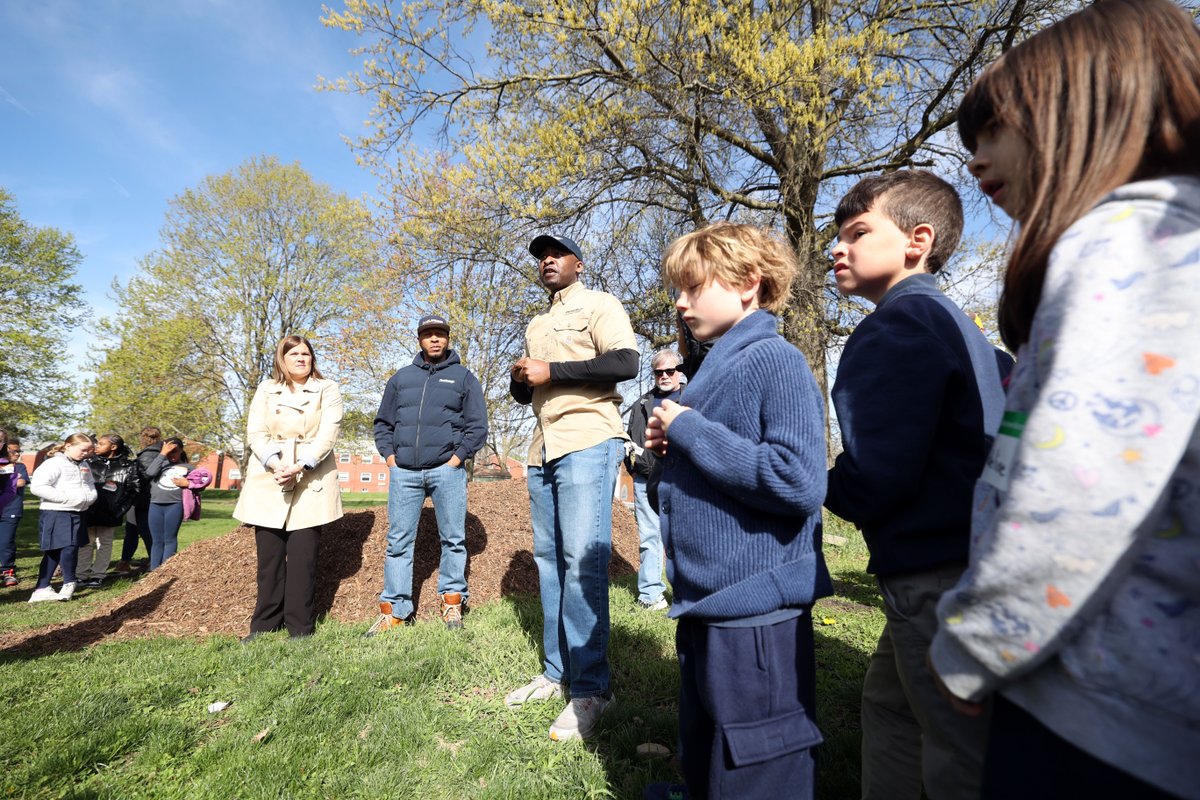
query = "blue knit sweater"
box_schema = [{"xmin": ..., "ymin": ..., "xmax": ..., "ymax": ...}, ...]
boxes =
[{"xmin": 659, "ymin": 310, "xmax": 832, "ymax": 619}]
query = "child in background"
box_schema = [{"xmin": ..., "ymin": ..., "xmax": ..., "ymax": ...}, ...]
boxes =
[
  {"xmin": 28, "ymin": 433, "xmax": 97, "ymax": 602},
  {"xmin": 929, "ymin": 1, "xmax": 1200, "ymax": 798},
  {"xmin": 144, "ymin": 438, "xmax": 197, "ymax": 570},
  {"xmin": 643, "ymin": 222, "xmax": 830, "ymax": 800},
  {"xmin": 0, "ymin": 431, "xmax": 28, "ymax": 587}
]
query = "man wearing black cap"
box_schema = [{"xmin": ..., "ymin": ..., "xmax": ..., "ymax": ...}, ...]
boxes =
[
  {"xmin": 506, "ymin": 234, "xmax": 639, "ymax": 741},
  {"xmin": 371, "ymin": 313, "xmax": 488, "ymax": 631}
]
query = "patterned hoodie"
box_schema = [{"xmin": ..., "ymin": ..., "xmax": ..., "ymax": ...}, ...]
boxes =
[{"xmin": 930, "ymin": 177, "xmax": 1200, "ymax": 798}]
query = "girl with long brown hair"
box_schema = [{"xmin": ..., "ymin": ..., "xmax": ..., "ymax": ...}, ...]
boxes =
[{"xmin": 928, "ymin": 2, "xmax": 1200, "ymax": 797}]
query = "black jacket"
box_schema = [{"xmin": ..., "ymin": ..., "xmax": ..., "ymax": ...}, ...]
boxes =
[
  {"xmin": 625, "ymin": 388, "xmax": 681, "ymax": 477},
  {"xmin": 86, "ymin": 449, "xmax": 143, "ymax": 527},
  {"xmin": 374, "ymin": 349, "xmax": 488, "ymax": 470},
  {"xmin": 133, "ymin": 442, "xmax": 163, "ymax": 511}
]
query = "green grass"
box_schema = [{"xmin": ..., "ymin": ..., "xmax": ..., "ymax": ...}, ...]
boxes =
[{"xmin": 0, "ymin": 502, "xmax": 881, "ymax": 799}]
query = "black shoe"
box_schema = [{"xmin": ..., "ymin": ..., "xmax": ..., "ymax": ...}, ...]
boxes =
[{"xmin": 240, "ymin": 631, "xmax": 265, "ymax": 644}]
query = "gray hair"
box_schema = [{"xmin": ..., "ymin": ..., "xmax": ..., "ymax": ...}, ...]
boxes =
[{"xmin": 651, "ymin": 349, "xmax": 683, "ymax": 370}]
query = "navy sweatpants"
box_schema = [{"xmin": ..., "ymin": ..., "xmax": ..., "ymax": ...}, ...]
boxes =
[{"xmin": 676, "ymin": 612, "xmax": 823, "ymax": 800}]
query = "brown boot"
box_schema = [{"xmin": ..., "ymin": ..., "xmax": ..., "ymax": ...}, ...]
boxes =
[
  {"xmin": 365, "ymin": 602, "xmax": 414, "ymax": 636},
  {"xmin": 440, "ymin": 592, "xmax": 464, "ymax": 630}
]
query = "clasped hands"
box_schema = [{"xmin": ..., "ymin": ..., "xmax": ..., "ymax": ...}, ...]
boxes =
[
  {"xmin": 270, "ymin": 461, "xmax": 305, "ymax": 487},
  {"xmin": 644, "ymin": 399, "xmax": 690, "ymax": 457},
  {"xmin": 510, "ymin": 357, "xmax": 551, "ymax": 387}
]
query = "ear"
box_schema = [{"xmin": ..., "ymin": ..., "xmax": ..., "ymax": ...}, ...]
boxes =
[
  {"xmin": 906, "ymin": 223, "xmax": 935, "ymax": 265},
  {"xmin": 740, "ymin": 273, "xmax": 763, "ymax": 305}
]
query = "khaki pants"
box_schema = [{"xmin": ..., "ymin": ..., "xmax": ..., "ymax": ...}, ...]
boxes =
[
  {"xmin": 860, "ymin": 563, "xmax": 990, "ymax": 800},
  {"xmin": 79, "ymin": 525, "xmax": 117, "ymax": 581}
]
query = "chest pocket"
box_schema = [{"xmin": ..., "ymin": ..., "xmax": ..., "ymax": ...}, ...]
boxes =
[{"xmin": 553, "ymin": 320, "xmax": 596, "ymax": 362}]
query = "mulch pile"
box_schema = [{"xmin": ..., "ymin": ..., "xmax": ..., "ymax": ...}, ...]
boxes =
[{"xmin": 0, "ymin": 480, "xmax": 642, "ymax": 656}]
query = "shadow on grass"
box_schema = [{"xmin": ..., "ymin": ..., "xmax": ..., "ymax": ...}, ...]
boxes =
[
  {"xmin": 814, "ymin": 627, "xmax": 870, "ymax": 800},
  {"xmin": 0, "ymin": 579, "xmax": 175, "ymax": 661},
  {"xmin": 497, "ymin": 539, "xmax": 675, "ymax": 799},
  {"xmin": 831, "ymin": 569, "xmax": 884, "ymax": 611}
]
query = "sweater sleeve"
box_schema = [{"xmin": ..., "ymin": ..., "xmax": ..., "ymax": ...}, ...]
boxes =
[
  {"xmin": 667, "ymin": 345, "xmax": 826, "ymax": 517},
  {"xmin": 930, "ymin": 198, "xmax": 1200, "ymax": 701},
  {"xmin": 509, "ymin": 376, "xmax": 533, "ymax": 405},
  {"xmin": 825, "ymin": 316, "xmax": 957, "ymax": 526}
]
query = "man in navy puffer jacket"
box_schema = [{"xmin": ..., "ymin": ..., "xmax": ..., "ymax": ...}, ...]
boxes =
[{"xmin": 372, "ymin": 314, "xmax": 488, "ymax": 631}]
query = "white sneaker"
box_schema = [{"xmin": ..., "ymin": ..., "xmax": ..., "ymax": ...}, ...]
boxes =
[
  {"xmin": 57, "ymin": 582, "xmax": 76, "ymax": 601},
  {"xmin": 28, "ymin": 586, "xmax": 59, "ymax": 603},
  {"xmin": 549, "ymin": 694, "xmax": 612, "ymax": 741},
  {"xmin": 504, "ymin": 675, "xmax": 565, "ymax": 709},
  {"xmin": 638, "ymin": 597, "xmax": 670, "ymax": 612}
]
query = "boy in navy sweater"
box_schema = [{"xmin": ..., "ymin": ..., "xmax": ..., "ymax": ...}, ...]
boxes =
[
  {"xmin": 644, "ymin": 222, "xmax": 831, "ymax": 800},
  {"xmin": 827, "ymin": 171, "xmax": 1010, "ymax": 800}
]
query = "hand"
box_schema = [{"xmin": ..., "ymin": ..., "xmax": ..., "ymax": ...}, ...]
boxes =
[
  {"xmin": 172, "ymin": 477, "xmax": 189, "ymax": 488},
  {"xmin": 644, "ymin": 416, "xmax": 668, "ymax": 457},
  {"xmin": 272, "ymin": 464, "xmax": 303, "ymax": 486},
  {"xmin": 927, "ymin": 651, "xmax": 985, "ymax": 717},
  {"xmin": 161, "ymin": 441, "xmax": 179, "ymax": 458},
  {"xmin": 386, "ymin": 454, "xmax": 396, "ymax": 468},
  {"xmin": 513, "ymin": 357, "xmax": 552, "ymax": 387},
  {"xmin": 652, "ymin": 399, "xmax": 690, "ymax": 436},
  {"xmin": 448, "ymin": 454, "xmax": 462, "ymax": 468},
  {"xmin": 16, "ymin": 478, "xmax": 26, "ymax": 489}
]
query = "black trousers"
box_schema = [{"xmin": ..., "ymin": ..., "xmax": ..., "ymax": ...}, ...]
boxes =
[
  {"xmin": 250, "ymin": 526, "xmax": 320, "ymax": 637},
  {"xmin": 676, "ymin": 613, "xmax": 822, "ymax": 800},
  {"xmin": 983, "ymin": 695, "xmax": 1176, "ymax": 800},
  {"xmin": 121, "ymin": 503, "xmax": 152, "ymax": 562}
]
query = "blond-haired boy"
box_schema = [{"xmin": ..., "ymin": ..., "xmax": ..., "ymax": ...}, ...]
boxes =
[{"xmin": 644, "ymin": 222, "xmax": 830, "ymax": 800}]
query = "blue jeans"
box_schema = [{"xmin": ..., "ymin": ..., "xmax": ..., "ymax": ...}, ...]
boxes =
[
  {"xmin": 381, "ymin": 462, "xmax": 468, "ymax": 619},
  {"xmin": 528, "ymin": 437, "xmax": 622, "ymax": 699},
  {"xmin": 632, "ymin": 475, "xmax": 666, "ymax": 603},
  {"xmin": 148, "ymin": 502, "xmax": 184, "ymax": 570}
]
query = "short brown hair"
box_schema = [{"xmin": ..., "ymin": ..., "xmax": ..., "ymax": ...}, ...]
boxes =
[
  {"xmin": 834, "ymin": 170, "xmax": 963, "ymax": 274},
  {"xmin": 271, "ymin": 335, "xmax": 324, "ymax": 388},
  {"xmin": 662, "ymin": 222, "xmax": 797, "ymax": 314}
]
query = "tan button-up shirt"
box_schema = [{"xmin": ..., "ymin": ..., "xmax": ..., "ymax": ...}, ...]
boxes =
[{"xmin": 525, "ymin": 281, "xmax": 637, "ymax": 465}]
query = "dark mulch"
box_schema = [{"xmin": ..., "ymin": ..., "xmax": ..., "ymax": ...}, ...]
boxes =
[{"xmin": 0, "ymin": 480, "xmax": 641, "ymax": 656}]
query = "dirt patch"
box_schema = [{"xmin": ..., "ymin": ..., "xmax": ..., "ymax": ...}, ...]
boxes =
[{"xmin": 1, "ymin": 480, "xmax": 642, "ymax": 656}]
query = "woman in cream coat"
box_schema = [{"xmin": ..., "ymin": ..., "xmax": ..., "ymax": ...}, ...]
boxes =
[{"xmin": 235, "ymin": 335, "xmax": 343, "ymax": 639}]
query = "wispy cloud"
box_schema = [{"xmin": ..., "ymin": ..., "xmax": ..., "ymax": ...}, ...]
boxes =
[
  {"xmin": 78, "ymin": 68, "xmax": 185, "ymax": 156},
  {"xmin": 0, "ymin": 84, "xmax": 33, "ymax": 116},
  {"xmin": 108, "ymin": 177, "xmax": 131, "ymax": 198}
]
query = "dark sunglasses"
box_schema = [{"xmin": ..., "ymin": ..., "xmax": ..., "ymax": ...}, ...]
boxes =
[{"xmin": 653, "ymin": 368, "xmax": 678, "ymax": 377}]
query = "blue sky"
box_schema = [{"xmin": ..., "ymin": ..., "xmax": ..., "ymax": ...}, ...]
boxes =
[{"xmin": 0, "ymin": 0, "xmax": 380, "ymax": 322}]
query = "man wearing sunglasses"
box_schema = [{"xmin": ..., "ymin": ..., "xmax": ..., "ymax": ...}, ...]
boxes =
[{"xmin": 624, "ymin": 350, "xmax": 683, "ymax": 611}]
